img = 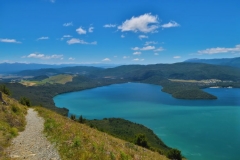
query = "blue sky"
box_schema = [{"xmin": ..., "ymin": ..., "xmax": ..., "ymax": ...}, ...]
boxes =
[{"xmin": 0, "ymin": 0, "xmax": 240, "ymax": 64}]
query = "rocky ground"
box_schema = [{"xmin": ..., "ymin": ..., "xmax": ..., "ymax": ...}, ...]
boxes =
[{"xmin": 6, "ymin": 108, "xmax": 61, "ymax": 160}]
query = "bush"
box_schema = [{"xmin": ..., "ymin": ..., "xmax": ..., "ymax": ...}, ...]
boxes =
[
  {"xmin": 78, "ymin": 115, "xmax": 85, "ymax": 124},
  {"xmin": 166, "ymin": 148, "xmax": 182, "ymax": 160},
  {"xmin": 19, "ymin": 97, "xmax": 31, "ymax": 107},
  {"xmin": 134, "ymin": 133, "xmax": 149, "ymax": 148},
  {"xmin": 70, "ymin": 114, "xmax": 76, "ymax": 121},
  {"xmin": 0, "ymin": 85, "xmax": 11, "ymax": 96},
  {"xmin": 11, "ymin": 105, "xmax": 19, "ymax": 113},
  {"xmin": 73, "ymin": 137, "xmax": 81, "ymax": 147},
  {"xmin": 10, "ymin": 127, "xmax": 18, "ymax": 137}
]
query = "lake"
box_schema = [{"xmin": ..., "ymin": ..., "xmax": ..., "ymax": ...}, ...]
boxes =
[{"xmin": 54, "ymin": 83, "xmax": 240, "ymax": 160}]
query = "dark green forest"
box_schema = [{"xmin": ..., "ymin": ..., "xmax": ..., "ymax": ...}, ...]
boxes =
[{"xmin": 1, "ymin": 62, "xmax": 240, "ymax": 115}]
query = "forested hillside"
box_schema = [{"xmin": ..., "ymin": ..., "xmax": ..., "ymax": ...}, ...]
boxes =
[{"xmin": 185, "ymin": 57, "xmax": 240, "ymax": 68}]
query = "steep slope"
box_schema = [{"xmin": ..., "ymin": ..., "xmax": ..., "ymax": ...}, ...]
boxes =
[
  {"xmin": 36, "ymin": 107, "xmax": 170, "ymax": 160},
  {"xmin": 1, "ymin": 92, "xmax": 171, "ymax": 159},
  {"xmin": 0, "ymin": 92, "xmax": 27, "ymax": 159}
]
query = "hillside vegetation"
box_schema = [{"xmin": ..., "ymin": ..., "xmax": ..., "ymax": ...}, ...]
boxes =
[
  {"xmin": 20, "ymin": 74, "xmax": 73, "ymax": 86},
  {"xmin": 87, "ymin": 118, "xmax": 169, "ymax": 153},
  {"xmin": 185, "ymin": 57, "xmax": 240, "ymax": 68},
  {"xmin": 2, "ymin": 62, "xmax": 240, "ymax": 115},
  {"xmin": 35, "ymin": 107, "xmax": 170, "ymax": 160},
  {"xmin": 0, "ymin": 92, "xmax": 27, "ymax": 159}
]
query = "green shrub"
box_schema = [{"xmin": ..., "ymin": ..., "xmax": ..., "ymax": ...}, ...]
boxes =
[
  {"xmin": 0, "ymin": 85, "xmax": 11, "ymax": 96},
  {"xmin": 10, "ymin": 127, "xmax": 18, "ymax": 137},
  {"xmin": 73, "ymin": 137, "xmax": 81, "ymax": 147},
  {"xmin": 120, "ymin": 151, "xmax": 129, "ymax": 160},
  {"xmin": 19, "ymin": 97, "xmax": 31, "ymax": 107},
  {"xmin": 11, "ymin": 105, "xmax": 19, "ymax": 113},
  {"xmin": 70, "ymin": 114, "xmax": 76, "ymax": 121},
  {"xmin": 166, "ymin": 148, "xmax": 182, "ymax": 160},
  {"xmin": 134, "ymin": 133, "xmax": 149, "ymax": 148},
  {"xmin": 78, "ymin": 115, "xmax": 85, "ymax": 123}
]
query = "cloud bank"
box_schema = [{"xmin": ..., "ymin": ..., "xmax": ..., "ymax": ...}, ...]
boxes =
[{"xmin": 118, "ymin": 13, "xmax": 159, "ymax": 33}]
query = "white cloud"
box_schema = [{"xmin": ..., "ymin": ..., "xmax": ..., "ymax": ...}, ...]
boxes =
[
  {"xmin": 69, "ymin": 57, "xmax": 75, "ymax": 60},
  {"xmin": 27, "ymin": 53, "xmax": 44, "ymax": 58},
  {"xmin": 0, "ymin": 38, "xmax": 21, "ymax": 43},
  {"xmin": 141, "ymin": 46, "xmax": 155, "ymax": 50},
  {"xmin": 63, "ymin": 22, "xmax": 73, "ymax": 27},
  {"xmin": 102, "ymin": 58, "xmax": 111, "ymax": 62},
  {"xmin": 67, "ymin": 38, "xmax": 97, "ymax": 45},
  {"xmin": 131, "ymin": 46, "xmax": 155, "ymax": 51},
  {"xmin": 154, "ymin": 53, "xmax": 159, "ymax": 56},
  {"xmin": 24, "ymin": 53, "xmax": 63, "ymax": 59},
  {"xmin": 161, "ymin": 21, "xmax": 180, "ymax": 28},
  {"xmin": 118, "ymin": 13, "xmax": 159, "ymax": 33},
  {"xmin": 121, "ymin": 35, "xmax": 125, "ymax": 38},
  {"xmin": 103, "ymin": 24, "xmax": 116, "ymax": 28},
  {"xmin": 88, "ymin": 27, "xmax": 94, "ymax": 33},
  {"xmin": 123, "ymin": 56, "xmax": 129, "ymax": 59},
  {"xmin": 173, "ymin": 56, "xmax": 181, "ymax": 59},
  {"xmin": 37, "ymin": 37, "xmax": 49, "ymax": 40},
  {"xmin": 76, "ymin": 27, "xmax": 87, "ymax": 34},
  {"xmin": 133, "ymin": 58, "xmax": 144, "ymax": 61},
  {"xmin": 145, "ymin": 41, "xmax": 158, "ymax": 46},
  {"xmin": 154, "ymin": 47, "xmax": 164, "ymax": 52},
  {"xmin": 131, "ymin": 47, "xmax": 140, "ymax": 51},
  {"xmin": 63, "ymin": 35, "xmax": 72, "ymax": 38},
  {"xmin": 50, "ymin": 0, "xmax": 55, "ymax": 3},
  {"xmin": 60, "ymin": 35, "xmax": 72, "ymax": 40},
  {"xmin": 91, "ymin": 41, "xmax": 97, "ymax": 45},
  {"xmin": 133, "ymin": 51, "xmax": 141, "ymax": 55},
  {"xmin": 139, "ymin": 35, "xmax": 148, "ymax": 40},
  {"xmin": 198, "ymin": 44, "xmax": 240, "ymax": 54}
]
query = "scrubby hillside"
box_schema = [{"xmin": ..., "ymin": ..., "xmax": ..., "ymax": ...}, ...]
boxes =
[
  {"xmin": 0, "ymin": 92, "xmax": 27, "ymax": 159},
  {"xmin": 36, "ymin": 107, "xmax": 170, "ymax": 160}
]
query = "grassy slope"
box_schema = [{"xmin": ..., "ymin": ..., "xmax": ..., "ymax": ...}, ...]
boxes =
[
  {"xmin": 21, "ymin": 74, "xmax": 73, "ymax": 86},
  {"xmin": 0, "ymin": 93, "xmax": 27, "ymax": 159},
  {"xmin": 87, "ymin": 118, "xmax": 169, "ymax": 153},
  {"xmin": 36, "ymin": 107, "xmax": 169, "ymax": 160},
  {"xmin": 42, "ymin": 74, "xmax": 73, "ymax": 84}
]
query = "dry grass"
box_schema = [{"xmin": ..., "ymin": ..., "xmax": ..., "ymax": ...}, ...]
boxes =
[
  {"xmin": 45, "ymin": 74, "xmax": 73, "ymax": 84},
  {"xmin": 20, "ymin": 81, "xmax": 36, "ymax": 86},
  {"xmin": 20, "ymin": 74, "xmax": 73, "ymax": 86},
  {"xmin": 0, "ymin": 93, "xmax": 27, "ymax": 159},
  {"xmin": 169, "ymin": 79, "xmax": 201, "ymax": 83},
  {"xmin": 36, "ymin": 107, "xmax": 169, "ymax": 160}
]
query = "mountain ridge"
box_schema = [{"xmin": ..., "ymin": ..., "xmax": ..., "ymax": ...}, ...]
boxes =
[{"xmin": 185, "ymin": 57, "xmax": 240, "ymax": 68}]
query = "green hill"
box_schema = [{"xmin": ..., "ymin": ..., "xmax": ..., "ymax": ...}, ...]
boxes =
[
  {"xmin": 0, "ymin": 91, "xmax": 173, "ymax": 160},
  {"xmin": 0, "ymin": 92, "xmax": 27, "ymax": 158},
  {"xmin": 87, "ymin": 118, "xmax": 170, "ymax": 153},
  {"xmin": 36, "ymin": 107, "xmax": 171, "ymax": 160},
  {"xmin": 185, "ymin": 57, "xmax": 240, "ymax": 68}
]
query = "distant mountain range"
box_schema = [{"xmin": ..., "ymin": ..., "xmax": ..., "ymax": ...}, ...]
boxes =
[
  {"xmin": 1, "ymin": 57, "xmax": 240, "ymax": 75},
  {"xmin": 185, "ymin": 57, "xmax": 240, "ymax": 68},
  {"xmin": 0, "ymin": 63, "xmax": 118, "ymax": 73},
  {"xmin": 15, "ymin": 62, "xmax": 240, "ymax": 82}
]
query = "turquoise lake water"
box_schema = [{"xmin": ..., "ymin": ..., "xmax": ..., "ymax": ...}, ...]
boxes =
[{"xmin": 54, "ymin": 83, "xmax": 240, "ymax": 160}]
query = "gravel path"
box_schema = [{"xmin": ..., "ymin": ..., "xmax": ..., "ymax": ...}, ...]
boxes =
[{"xmin": 6, "ymin": 108, "xmax": 61, "ymax": 160}]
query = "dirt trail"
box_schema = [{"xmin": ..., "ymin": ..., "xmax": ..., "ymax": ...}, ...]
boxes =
[{"xmin": 6, "ymin": 108, "xmax": 61, "ymax": 160}]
